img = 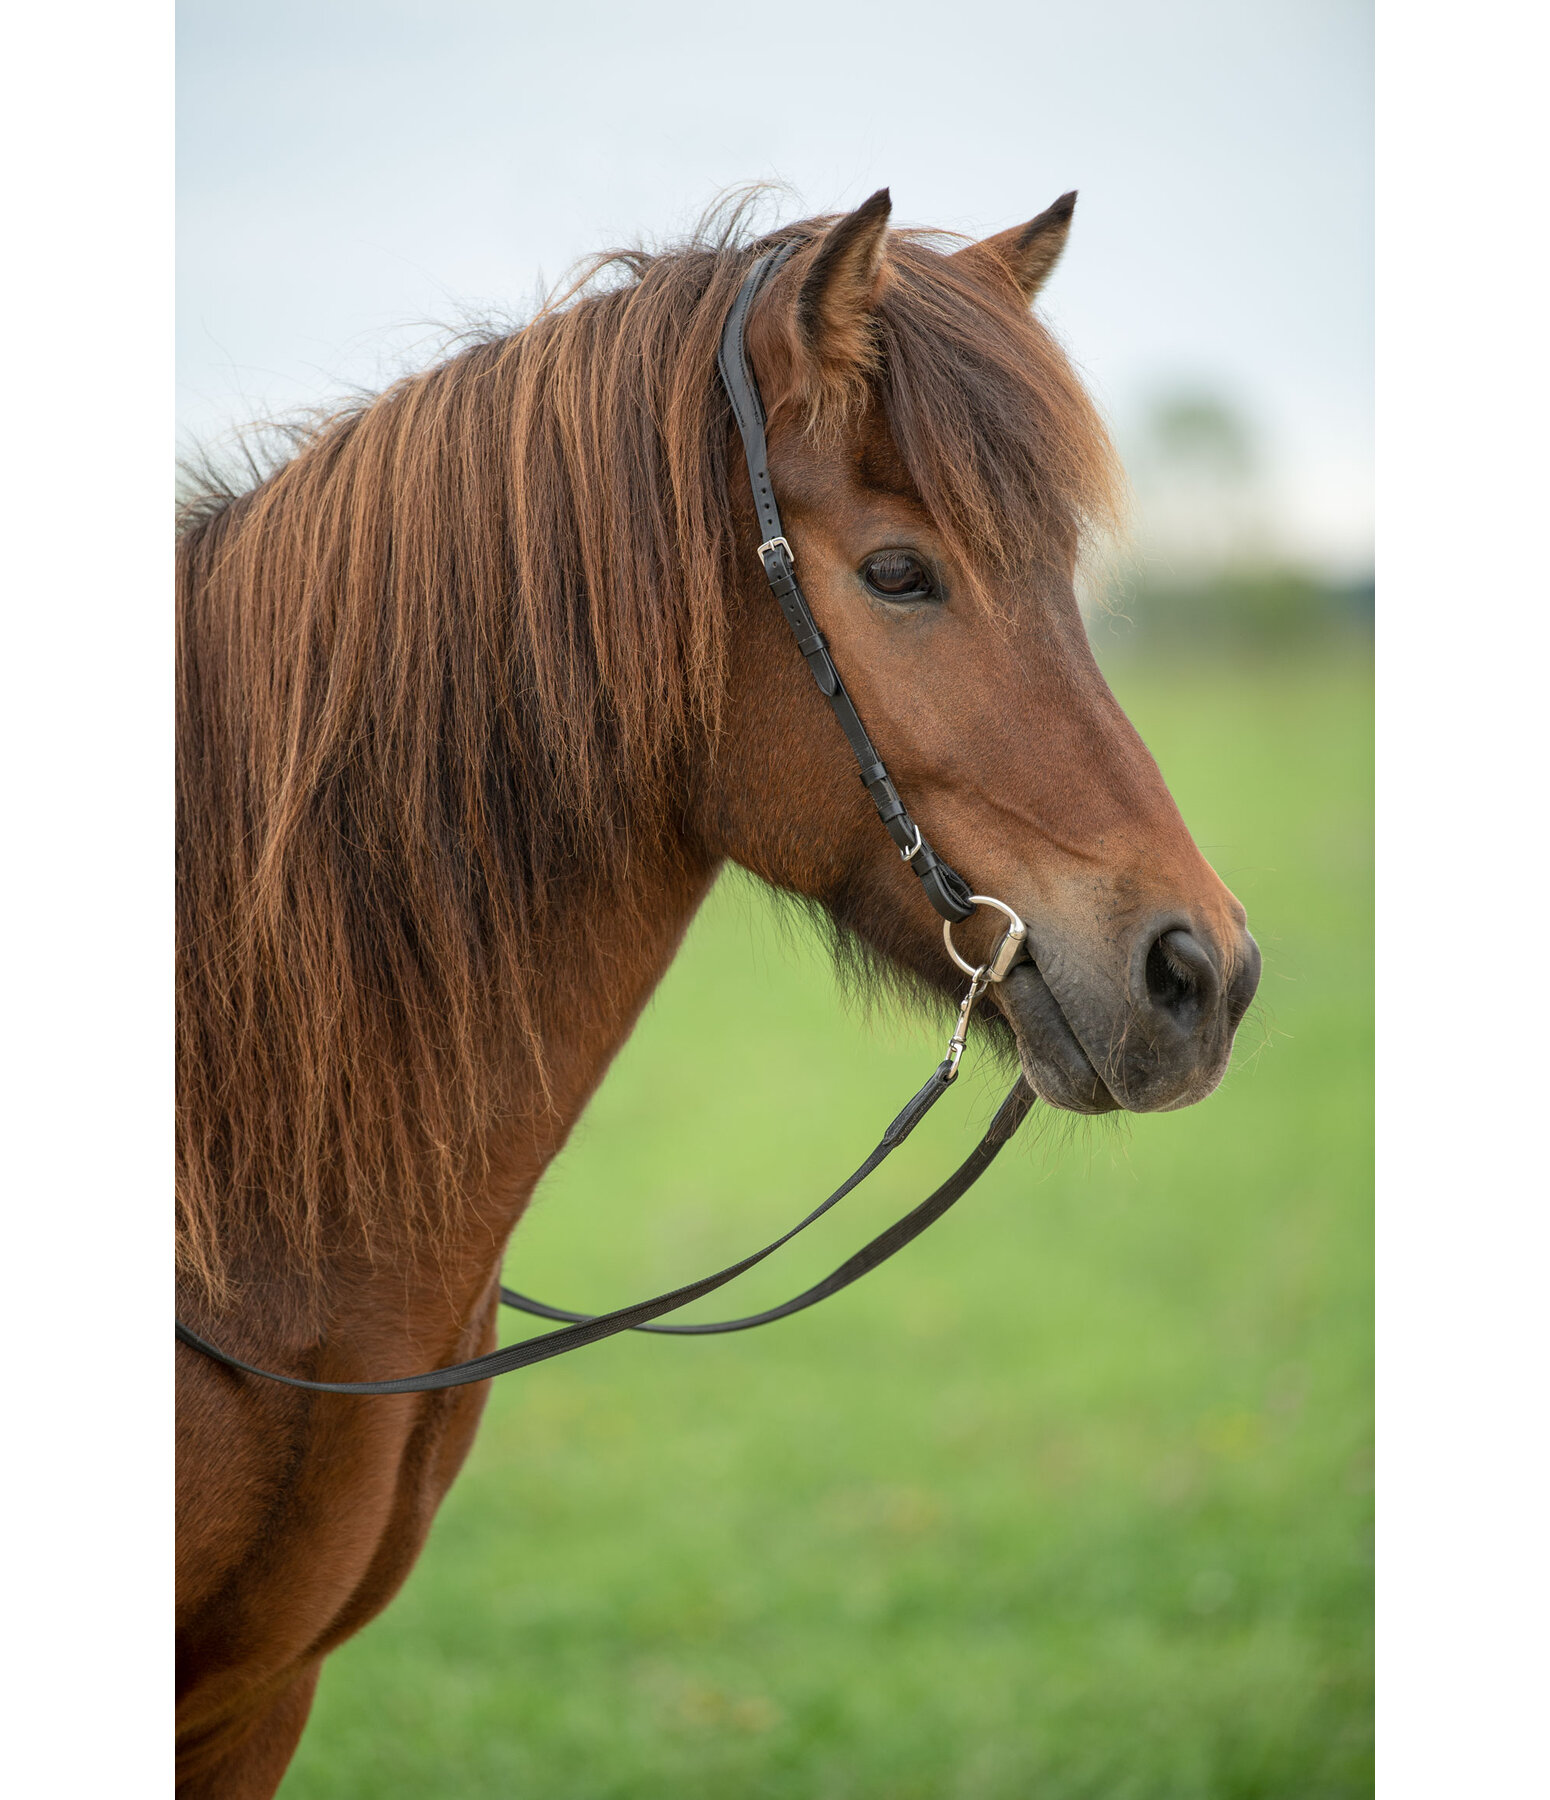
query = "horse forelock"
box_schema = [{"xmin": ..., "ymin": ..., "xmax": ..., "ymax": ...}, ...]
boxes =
[{"xmin": 175, "ymin": 198, "xmax": 1119, "ymax": 1304}]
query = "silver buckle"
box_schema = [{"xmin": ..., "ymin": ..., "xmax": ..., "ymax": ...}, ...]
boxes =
[
  {"xmin": 757, "ymin": 535, "xmax": 794, "ymax": 567},
  {"xmin": 899, "ymin": 823, "xmax": 923, "ymax": 862}
]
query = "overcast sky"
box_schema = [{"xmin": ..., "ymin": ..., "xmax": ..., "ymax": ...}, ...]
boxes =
[{"xmin": 178, "ymin": 0, "xmax": 1372, "ymax": 574}]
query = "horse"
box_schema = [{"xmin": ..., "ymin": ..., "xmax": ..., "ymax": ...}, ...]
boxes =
[{"xmin": 175, "ymin": 187, "xmax": 1260, "ymax": 1798}]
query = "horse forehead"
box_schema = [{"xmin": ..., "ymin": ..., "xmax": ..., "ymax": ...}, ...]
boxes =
[
  {"xmin": 771, "ymin": 405, "xmax": 927, "ymax": 520},
  {"xmin": 854, "ymin": 409, "xmax": 921, "ymax": 503}
]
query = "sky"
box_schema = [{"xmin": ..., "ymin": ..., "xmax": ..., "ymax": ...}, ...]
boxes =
[{"xmin": 177, "ymin": 0, "xmax": 1373, "ymax": 575}]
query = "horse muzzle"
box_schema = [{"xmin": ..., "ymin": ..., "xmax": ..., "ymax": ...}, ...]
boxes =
[{"xmin": 995, "ymin": 914, "xmax": 1261, "ymax": 1114}]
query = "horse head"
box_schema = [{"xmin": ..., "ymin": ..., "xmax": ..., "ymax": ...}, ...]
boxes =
[{"xmin": 695, "ymin": 189, "xmax": 1260, "ymax": 1113}]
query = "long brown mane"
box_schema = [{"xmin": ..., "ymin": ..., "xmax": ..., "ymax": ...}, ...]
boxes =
[{"xmin": 176, "ymin": 203, "xmax": 1120, "ymax": 1307}]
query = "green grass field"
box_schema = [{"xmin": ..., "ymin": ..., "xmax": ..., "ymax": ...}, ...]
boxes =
[{"xmin": 281, "ymin": 648, "xmax": 1372, "ymax": 1800}]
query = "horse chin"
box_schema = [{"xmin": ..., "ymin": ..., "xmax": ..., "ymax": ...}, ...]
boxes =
[{"xmin": 994, "ymin": 960, "xmax": 1121, "ymax": 1116}]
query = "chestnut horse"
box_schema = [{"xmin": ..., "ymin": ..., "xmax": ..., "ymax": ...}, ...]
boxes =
[{"xmin": 176, "ymin": 189, "xmax": 1259, "ymax": 1797}]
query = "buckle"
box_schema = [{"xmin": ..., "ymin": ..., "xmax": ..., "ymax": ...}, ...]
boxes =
[{"xmin": 757, "ymin": 535, "xmax": 794, "ymax": 567}]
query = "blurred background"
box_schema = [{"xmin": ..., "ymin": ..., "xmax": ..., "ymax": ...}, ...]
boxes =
[{"xmin": 179, "ymin": 2, "xmax": 1372, "ymax": 1793}]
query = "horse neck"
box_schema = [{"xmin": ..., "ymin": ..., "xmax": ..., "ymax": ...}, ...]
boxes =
[
  {"xmin": 363, "ymin": 842, "xmax": 724, "ymax": 1339},
  {"xmin": 480, "ymin": 849, "xmax": 720, "ymax": 1224}
]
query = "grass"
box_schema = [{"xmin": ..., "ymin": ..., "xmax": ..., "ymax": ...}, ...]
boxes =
[{"xmin": 280, "ymin": 647, "xmax": 1372, "ymax": 1799}]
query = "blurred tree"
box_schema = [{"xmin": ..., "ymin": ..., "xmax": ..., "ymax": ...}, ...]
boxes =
[
  {"xmin": 1089, "ymin": 387, "xmax": 1372, "ymax": 657},
  {"xmin": 1131, "ymin": 387, "xmax": 1268, "ymax": 576}
]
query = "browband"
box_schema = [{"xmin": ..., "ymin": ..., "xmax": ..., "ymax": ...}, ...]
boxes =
[{"xmin": 715, "ymin": 245, "xmax": 975, "ymax": 923}]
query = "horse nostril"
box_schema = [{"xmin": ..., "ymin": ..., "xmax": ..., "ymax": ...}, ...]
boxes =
[{"xmin": 1143, "ymin": 927, "xmax": 1218, "ymax": 1031}]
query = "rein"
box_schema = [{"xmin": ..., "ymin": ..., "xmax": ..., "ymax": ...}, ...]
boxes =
[{"xmin": 175, "ymin": 244, "xmax": 1035, "ymax": 1395}]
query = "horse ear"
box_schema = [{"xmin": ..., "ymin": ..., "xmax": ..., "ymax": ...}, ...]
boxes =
[
  {"xmin": 795, "ymin": 187, "xmax": 893, "ymax": 381},
  {"xmin": 954, "ymin": 191, "xmax": 1077, "ymax": 303}
]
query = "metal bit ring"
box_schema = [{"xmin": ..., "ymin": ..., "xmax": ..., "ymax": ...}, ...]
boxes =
[{"xmin": 942, "ymin": 895, "xmax": 1028, "ymax": 983}]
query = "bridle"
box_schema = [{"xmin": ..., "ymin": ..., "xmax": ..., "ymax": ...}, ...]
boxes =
[{"xmin": 174, "ymin": 243, "xmax": 1035, "ymax": 1395}]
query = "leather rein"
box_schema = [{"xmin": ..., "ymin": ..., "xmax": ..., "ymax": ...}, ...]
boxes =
[{"xmin": 174, "ymin": 243, "xmax": 1035, "ymax": 1395}]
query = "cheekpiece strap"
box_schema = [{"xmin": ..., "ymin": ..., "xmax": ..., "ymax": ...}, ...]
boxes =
[{"xmin": 715, "ymin": 245, "xmax": 974, "ymax": 924}]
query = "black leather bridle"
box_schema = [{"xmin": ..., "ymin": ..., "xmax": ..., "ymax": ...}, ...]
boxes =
[
  {"xmin": 715, "ymin": 244, "xmax": 979, "ymax": 924},
  {"xmin": 174, "ymin": 245, "xmax": 1035, "ymax": 1395}
]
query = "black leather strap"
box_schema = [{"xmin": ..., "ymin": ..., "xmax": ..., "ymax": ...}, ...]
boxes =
[
  {"xmin": 176, "ymin": 1070, "xmax": 1030, "ymax": 1394},
  {"xmin": 502, "ymin": 1079, "xmax": 1031, "ymax": 1335},
  {"xmin": 716, "ymin": 248, "xmax": 975, "ymax": 924},
  {"xmin": 718, "ymin": 244, "xmax": 797, "ymax": 550}
]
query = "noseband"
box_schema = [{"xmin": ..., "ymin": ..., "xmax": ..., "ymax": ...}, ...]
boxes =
[{"xmin": 174, "ymin": 245, "xmax": 1035, "ymax": 1394}]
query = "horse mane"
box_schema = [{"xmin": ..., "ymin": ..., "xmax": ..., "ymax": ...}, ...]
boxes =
[{"xmin": 176, "ymin": 198, "xmax": 1120, "ymax": 1306}]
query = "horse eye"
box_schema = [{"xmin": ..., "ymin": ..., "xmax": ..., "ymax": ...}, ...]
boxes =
[{"xmin": 860, "ymin": 551, "xmax": 937, "ymax": 602}]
